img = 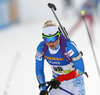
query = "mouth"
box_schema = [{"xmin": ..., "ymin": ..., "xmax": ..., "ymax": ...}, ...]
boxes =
[{"xmin": 50, "ymin": 45, "xmax": 55, "ymax": 48}]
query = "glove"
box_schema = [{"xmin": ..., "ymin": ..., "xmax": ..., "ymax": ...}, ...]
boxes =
[
  {"xmin": 46, "ymin": 78, "xmax": 61, "ymax": 91},
  {"xmin": 39, "ymin": 90, "xmax": 48, "ymax": 95}
]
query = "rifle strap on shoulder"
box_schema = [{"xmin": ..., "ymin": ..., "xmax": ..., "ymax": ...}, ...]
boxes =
[
  {"xmin": 42, "ymin": 34, "xmax": 83, "ymax": 62},
  {"xmin": 60, "ymin": 34, "xmax": 73, "ymax": 62},
  {"xmin": 42, "ymin": 43, "xmax": 48, "ymax": 56}
]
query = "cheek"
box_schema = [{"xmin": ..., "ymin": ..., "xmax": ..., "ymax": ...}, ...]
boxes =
[
  {"xmin": 45, "ymin": 42, "xmax": 50, "ymax": 46},
  {"xmin": 55, "ymin": 41, "xmax": 58, "ymax": 44},
  {"xmin": 55, "ymin": 39, "xmax": 59, "ymax": 45}
]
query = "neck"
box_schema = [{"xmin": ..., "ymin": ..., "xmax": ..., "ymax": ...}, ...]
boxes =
[{"xmin": 49, "ymin": 42, "xmax": 60, "ymax": 54}]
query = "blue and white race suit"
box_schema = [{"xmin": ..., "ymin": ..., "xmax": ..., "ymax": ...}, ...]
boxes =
[{"xmin": 35, "ymin": 39, "xmax": 86, "ymax": 95}]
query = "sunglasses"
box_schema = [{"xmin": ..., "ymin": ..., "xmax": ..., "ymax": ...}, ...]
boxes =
[{"xmin": 42, "ymin": 32, "xmax": 59, "ymax": 43}]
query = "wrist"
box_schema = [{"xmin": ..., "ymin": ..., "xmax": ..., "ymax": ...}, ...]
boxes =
[
  {"xmin": 39, "ymin": 83, "xmax": 47, "ymax": 91},
  {"xmin": 41, "ymin": 85, "xmax": 47, "ymax": 91}
]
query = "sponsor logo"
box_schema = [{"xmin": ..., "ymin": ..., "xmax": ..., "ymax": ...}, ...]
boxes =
[
  {"xmin": 38, "ymin": 75, "xmax": 41, "ymax": 79},
  {"xmin": 38, "ymin": 75, "xmax": 43, "ymax": 83},
  {"xmin": 48, "ymin": 60, "xmax": 60, "ymax": 64},
  {"xmin": 35, "ymin": 55, "xmax": 42, "ymax": 61},
  {"xmin": 67, "ymin": 49, "xmax": 74, "ymax": 57},
  {"xmin": 36, "ymin": 51, "xmax": 42, "ymax": 61},
  {"xmin": 44, "ymin": 56, "xmax": 64, "ymax": 61},
  {"xmin": 36, "ymin": 51, "xmax": 42, "ymax": 57},
  {"xmin": 48, "ymin": 33, "xmax": 53, "ymax": 36}
]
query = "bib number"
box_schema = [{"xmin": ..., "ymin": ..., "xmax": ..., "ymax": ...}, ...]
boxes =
[{"xmin": 53, "ymin": 66, "xmax": 63, "ymax": 71}]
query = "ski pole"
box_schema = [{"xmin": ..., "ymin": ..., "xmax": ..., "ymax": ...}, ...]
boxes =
[
  {"xmin": 48, "ymin": 86, "xmax": 75, "ymax": 95},
  {"xmin": 81, "ymin": 10, "xmax": 100, "ymax": 78},
  {"xmin": 58, "ymin": 86, "xmax": 75, "ymax": 95},
  {"xmin": 40, "ymin": 83, "xmax": 74, "ymax": 95},
  {"xmin": 48, "ymin": 3, "xmax": 68, "ymax": 39}
]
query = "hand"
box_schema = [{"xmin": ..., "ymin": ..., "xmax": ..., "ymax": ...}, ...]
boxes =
[
  {"xmin": 46, "ymin": 78, "xmax": 61, "ymax": 91},
  {"xmin": 39, "ymin": 90, "xmax": 48, "ymax": 95}
]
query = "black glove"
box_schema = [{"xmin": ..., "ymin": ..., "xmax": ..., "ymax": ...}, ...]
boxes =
[
  {"xmin": 46, "ymin": 78, "xmax": 61, "ymax": 91},
  {"xmin": 39, "ymin": 90, "xmax": 48, "ymax": 95}
]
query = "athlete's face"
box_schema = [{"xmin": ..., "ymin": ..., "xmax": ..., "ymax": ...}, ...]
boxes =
[{"xmin": 45, "ymin": 37, "xmax": 59, "ymax": 49}]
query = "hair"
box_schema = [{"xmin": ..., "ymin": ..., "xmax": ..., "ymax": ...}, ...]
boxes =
[{"xmin": 43, "ymin": 20, "xmax": 57, "ymax": 28}]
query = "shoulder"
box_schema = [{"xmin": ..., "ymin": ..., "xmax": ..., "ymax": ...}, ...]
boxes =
[
  {"xmin": 65, "ymin": 39, "xmax": 77, "ymax": 49},
  {"xmin": 37, "ymin": 41, "xmax": 45, "ymax": 53},
  {"xmin": 65, "ymin": 39, "xmax": 79, "ymax": 57}
]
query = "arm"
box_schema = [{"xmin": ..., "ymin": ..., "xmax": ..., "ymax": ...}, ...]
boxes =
[
  {"xmin": 57, "ymin": 41, "xmax": 85, "ymax": 82},
  {"xmin": 35, "ymin": 41, "xmax": 46, "ymax": 90}
]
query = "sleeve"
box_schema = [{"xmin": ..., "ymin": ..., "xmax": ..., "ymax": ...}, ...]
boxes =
[
  {"xmin": 35, "ymin": 41, "xmax": 46, "ymax": 90},
  {"xmin": 67, "ymin": 41, "xmax": 84, "ymax": 73},
  {"xmin": 57, "ymin": 40, "xmax": 85, "ymax": 82}
]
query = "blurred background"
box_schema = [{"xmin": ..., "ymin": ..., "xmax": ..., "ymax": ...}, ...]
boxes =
[{"xmin": 0, "ymin": 0, "xmax": 100, "ymax": 95}]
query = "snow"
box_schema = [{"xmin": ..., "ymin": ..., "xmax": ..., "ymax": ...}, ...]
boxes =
[{"xmin": 0, "ymin": 1, "xmax": 100, "ymax": 95}]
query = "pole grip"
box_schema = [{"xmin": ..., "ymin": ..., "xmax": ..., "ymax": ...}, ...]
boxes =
[{"xmin": 48, "ymin": 3, "xmax": 57, "ymax": 11}]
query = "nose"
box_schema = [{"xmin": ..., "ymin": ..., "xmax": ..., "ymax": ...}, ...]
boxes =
[{"xmin": 49, "ymin": 41, "xmax": 53, "ymax": 43}]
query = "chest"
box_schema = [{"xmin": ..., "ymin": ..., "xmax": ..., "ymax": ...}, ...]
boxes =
[{"xmin": 44, "ymin": 48, "xmax": 70, "ymax": 66}]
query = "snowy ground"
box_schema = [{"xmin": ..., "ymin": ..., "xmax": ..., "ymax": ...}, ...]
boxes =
[{"xmin": 0, "ymin": 16, "xmax": 100, "ymax": 95}]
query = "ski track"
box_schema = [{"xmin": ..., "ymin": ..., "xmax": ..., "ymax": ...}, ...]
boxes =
[{"xmin": 0, "ymin": 16, "xmax": 100, "ymax": 95}]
